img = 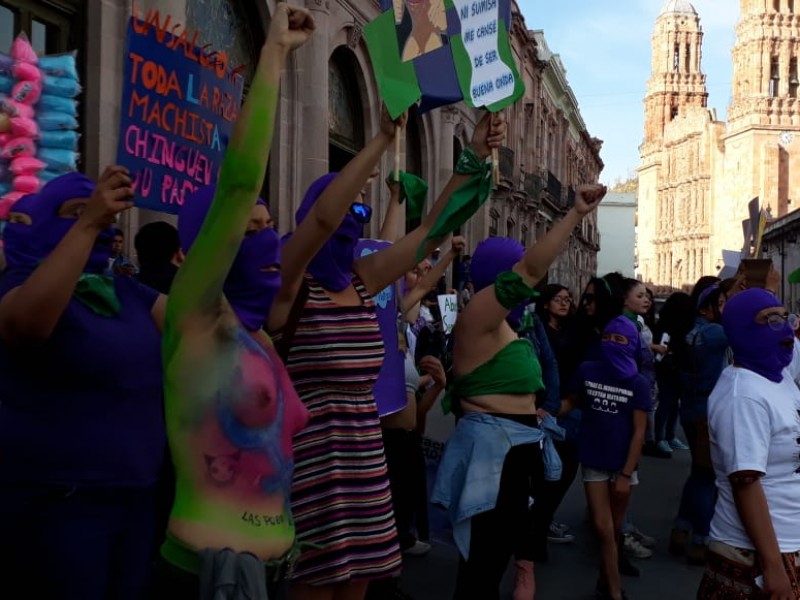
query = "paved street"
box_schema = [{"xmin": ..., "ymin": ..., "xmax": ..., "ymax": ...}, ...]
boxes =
[{"xmin": 401, "ymin": 449, "xmax": 704, "ymax": 599}]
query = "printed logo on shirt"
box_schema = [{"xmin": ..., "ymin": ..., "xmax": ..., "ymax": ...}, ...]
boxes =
[{"xmin": 585, "ymin": 380, "xmax": 633, "ymax": 415}]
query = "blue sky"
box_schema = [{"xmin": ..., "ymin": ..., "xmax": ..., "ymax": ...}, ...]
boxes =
[{"xmin": 516, "ymin": 0, "xmax": 739, "ymax": 186}]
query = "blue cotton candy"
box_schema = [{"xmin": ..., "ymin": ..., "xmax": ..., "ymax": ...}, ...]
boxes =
[
  {"xmin": 37, "ymin": 94, "xmax": 77, "ymax": 116},
  {"xmin": 39, "ymin": 130, "xmax": 78, "ymax": 150},
  {"xmin": 42, "ymin": 75, "xmax": 81, "ymax": 98},
  {"xmin": 38, "ymin": 53, "xmax": 78, "ymax": 80},
  {"xmin": 38, "ymin": 148, "xmax": 78, "ymax": 172},
  {"xmin": 0, "ymin": 74, "xmax": 12, "ymax": 94},
  {"xmin": 36, "ymin": 111, "xmax": 79, "ymax": 131},
  {"xmin": 39, "ymin": 169, "xmax": 63, "ymax": 183},
  {"xmin": 0, "ymin": 53, "xmax": 12, "ymax": 76},
  {"xmin": 0, "ymin": 183, "xmax": 10, "ymax": 196}
]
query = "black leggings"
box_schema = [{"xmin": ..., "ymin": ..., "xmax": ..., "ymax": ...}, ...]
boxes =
[
  {"xmin": 452, "ymin": 442, "xmax": 543, "ymax": 600},
  {"xmin": 529, "ymin": 440, "xmax": 580, "ymax": 561}
]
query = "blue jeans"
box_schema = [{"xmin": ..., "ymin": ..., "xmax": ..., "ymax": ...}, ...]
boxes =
[
  {"xmin": 655, "ymin": 374, "xmax": 680, "ymax": 442},
  {"xmin": 674, "ymin": 417, "xmax": 716, "ymax": 545},
  {"xmin": 0, "ymin": 483, "xmax": 156, "ymax": 599}
]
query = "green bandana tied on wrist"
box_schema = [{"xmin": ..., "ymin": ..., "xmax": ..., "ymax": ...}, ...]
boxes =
[
  {"xmin": 415, "ymin": 147, "xmax": 493, "ymax": 261},
  {"xmin": 388, "ymin": 170, "xmax": 429, "ymax": 222},
  {"xmin": 74, "ymin": 274, "xmax": 121, "ymax": 317}
]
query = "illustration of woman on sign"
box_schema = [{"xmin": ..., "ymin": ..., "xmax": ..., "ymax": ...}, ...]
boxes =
[{"xmin": 393, "ymin": 0, "xmax": 448, "ymax": 62}]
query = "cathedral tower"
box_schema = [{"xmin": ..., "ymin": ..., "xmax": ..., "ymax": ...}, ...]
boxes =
[
  {"xmin": 641, "ymin": 0, "xmax": 708, "ymax": 154},
  {"xmin": 638, "ymin": 0, "xmax": 708, "ymax": 287}
]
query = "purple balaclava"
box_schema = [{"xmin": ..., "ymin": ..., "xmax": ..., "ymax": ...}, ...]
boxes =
[
  {"xmin": 4, "ymin": 173, "xmax": 113, "ymax": 274},
  {"xmin": 471, "ymin": 237, "xmax": 528, "ymax": 327},
  {"xmin": 722, "ymin": 288, "xmax": 794, "ymax": 383},
  {"xmin": 179, "ymin": 186, "xmax": 280, "ymax": 332},
  {"xmin": 601, "ymin": 316, "xmax": 640, "ymax": 379},
  {"xmin": 294, "ymin": 173, "xmax": 363, "ymax": 292}
]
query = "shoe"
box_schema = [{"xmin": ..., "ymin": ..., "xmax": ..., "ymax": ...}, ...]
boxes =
[
  {"xmin": 668, "ymin": 528, "xmax": 689, "ymax": 556},
  {"xmin": 685, "ymin": 542, "xmax": 707, "ymax": 566},
  {"xmin": 618, "ymin": 553, "xmax": 640, "ymax": 577},
  {"xmin": 669, "ymin": 438, "xmax": 690, "ymax": 451},
  {"xmin": 402, "ymin": 540, "xmax": 431, "ymax": 556},
  {"xmin": 629, "ymin": 527, "xmax": 657, "ymax": 549},
  {"xmin": 512, "ymin": 560, "xmax": 535, "ymax": 600},
  {"xmin": 642, "ymin": 440, "xmax": 672, "ymax": 459},
  {"xmin": 551, "ymin": 521, "xmax": 571, "ymax": 533},
  {"xmin": 656, "ymin": 440, "xmax": 674, "ymax": 455},
  {"xmin": 622, "ymin": 534, "xmax": 653, "ymax": 559},
  {"xmin": 548, "ymin": 522, "xmax": 576, "ymax": 543}
]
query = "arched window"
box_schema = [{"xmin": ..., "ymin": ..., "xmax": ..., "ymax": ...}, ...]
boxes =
[
  {"xmin": 506, "ymin": 218, "xmax": 515, "ymax": 238},
  {"xmin": 489, "ymin": 211, "xmax": 499, "ymax": 237},
  {"xmin": 186, "ymin": 0, "xmax": 262, "ymax": 86},
  {"xmin": 329, "ymin": 48, "xmax": 365, "ymax": 172},
  {"xmin": 406, "ymin": 106, "xmax": 424, "ymax": 232}
]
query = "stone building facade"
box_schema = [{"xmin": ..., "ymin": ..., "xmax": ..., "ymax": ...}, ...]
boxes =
[
  {"xmin": 638, "ymin": 0, "xmax": 800, "ymax": 291},
  {"xmin": 1, "ymin": 0, "xmax": 603, "ymax": 294}
]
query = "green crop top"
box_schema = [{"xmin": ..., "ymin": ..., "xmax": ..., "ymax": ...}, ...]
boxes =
[{"xmin": 444, "ymin": 338, "xmax": 544, "ymax": 414}]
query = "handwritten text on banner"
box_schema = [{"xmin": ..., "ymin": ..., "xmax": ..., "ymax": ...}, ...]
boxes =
[{"xmin": 116, "ymin": 16, "xmax": 244, "ymax": 214}]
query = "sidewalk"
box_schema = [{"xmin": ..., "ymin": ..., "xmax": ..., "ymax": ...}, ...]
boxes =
[{"xmin": 400, "ymin": 449, "xmax": 704, "ymax": 599}]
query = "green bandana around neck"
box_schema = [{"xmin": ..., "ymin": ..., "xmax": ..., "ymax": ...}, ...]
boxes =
[{"xmin": 74, "ymin": 274, "xmax": 121, "ymax": 317}]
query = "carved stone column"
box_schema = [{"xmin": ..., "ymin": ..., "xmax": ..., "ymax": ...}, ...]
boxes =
[{"xmin": 298, "ymin": 0, "xmax": 331, "ymax": 196}]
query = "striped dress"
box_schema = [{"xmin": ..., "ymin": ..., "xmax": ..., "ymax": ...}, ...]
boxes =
[{"xmin": 285, "ymin": 274, "xmax": 402, "ymax": 585}]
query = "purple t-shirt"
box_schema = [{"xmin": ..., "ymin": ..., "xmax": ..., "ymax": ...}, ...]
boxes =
[
  {"xmin": 0, "ymin": 269, "xmax": 165, "ymax": 487},
  {"xmin": 571, "ymin": 360, "xmax": 652, "ymax": 471}
]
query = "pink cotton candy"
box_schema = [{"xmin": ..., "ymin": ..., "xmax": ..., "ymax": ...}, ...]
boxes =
[
  {"xmin": 1, "ymin": 137, "xmax": 35, "ymax": 159},
  {"xmin": 0, "ymin": 193, "xmax": 25, "ymax": 218},
  {"xmin": 12, "ymin": 61, "xmax": 41, "ymax": 82},
  {"xmin": 12, "ymin": 80, "xmax": 41, "ymax": 106},
  {"xmin": 10, "ymin": 36, "xmax": 38, "ymax": 64},
  {"xmin": 9, "ymin": 116, "xmax": 38, "ymax": 138},
  {"xmin": 1, "ymin": 99, "xmax": 34, "ymax": 120},
  {"xmin": 12, "ymin": 175, "xmax": 41, "ymax": 193},
  {"xmin": 10, "ymin": 156, "xmax": 45, "ymax": 176}
]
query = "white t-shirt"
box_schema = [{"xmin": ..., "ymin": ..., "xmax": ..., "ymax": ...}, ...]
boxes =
[{"xmin": 708, "ymin": 366, "xmax": 800, "ymax": 552}]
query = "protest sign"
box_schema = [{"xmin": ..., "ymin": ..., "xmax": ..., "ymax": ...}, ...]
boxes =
[
  {"xmin": 356, "ymin": 239, "xmax": 408, "ymax": 417},
  {"xmin": 365, "ymin": 0, "xmax": 523, "ymax": 118},
  {"xmin": 116, "ymin": 12, "xmax": 244, "ymax": 214},
  {"xmin": 437, "ymin": 293, "xmax": 458, "ymax": 335}
]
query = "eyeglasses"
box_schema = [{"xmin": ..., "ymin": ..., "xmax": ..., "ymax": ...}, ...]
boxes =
[
  {"xmin": 766, "ymin": 312, "xmax": 800, "ymax": 331},
  {"xmin": 349, "ymin": 203, "xmax": 372, "ymax": 224},
  {"xmin": 581, "ymin": 293, "xmax": 596, "ymax": 304},
  {"xmin": 551, "ymin": 296, "xmax": 572, "ymax": 305}
]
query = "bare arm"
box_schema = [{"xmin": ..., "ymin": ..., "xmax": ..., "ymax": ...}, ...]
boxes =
[
  {"xmin": 458, "ymin": 184, "xmax": 606, "ymax": 337},
  {"xmin": 731, "ymin": 474, "xmax": 793, "ymax": 598},
  {"xmin": 621, "ymin": 410, "xmax": 647, "ymax": 477},
  {"xmin": 401, "ymin": 236, "xmax": 464, "ymax": 317},
  {"xmin": 165, "ymin": 5, "xmax": 314, "ymax": 353},
  {"xmin": 356, "ymin": 112, "xmax": 506, "ymax": 296},
  {"xmin": 0, "ymin": 167, "xmax": 134, "ymax": 345},
  {"xmin": 378, "ymin": 179, "xmax": 405, "ymax": 243},
  {"xmin": 269, "ymin": 109, "xmax": 406, "ymax": 331}
]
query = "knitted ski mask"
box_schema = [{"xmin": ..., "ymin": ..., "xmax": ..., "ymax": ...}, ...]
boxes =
[
  {"xmin": 4, "ymin": 173, "xmax": 113, "ymax": 274},
  {"xmin": 722, "ymin": 288, "xmax": 794, "ymax": 383},
  {"xmin": 471, "ymin": 237, "xmax": 530, "ymax": 328},
  {"xmin": 294, "ymin": 173, "xmax": 364, "ymax": 292},
  {"xmin": 601, "ymin": 316, "xmax": 640, "ymax": 380},
  {"xmin": 179, "ymin": 186, "xmax": 280, "ymax": 332}
]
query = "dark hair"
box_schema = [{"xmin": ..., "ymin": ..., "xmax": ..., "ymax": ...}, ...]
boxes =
[
  {"xmin": 644, "ymin": 288, "xmax": 657, "ymax": 330},
  {"xmin": 697, "ymin": 286, "xmax": 723, "ymax": 323},
  {"xmin": 654, "ymin": 291, "xmax": 693, "ymax": 340},
  {"xmin": 135, "ymin": 221, "xmax": 180, "ymax": 267},
  {"xmin": 535, "ymin": 283, "xmax": 571, "ymax": 324},
  {"xmin": 112, "ymin": 228, "xmax": 124, "ymax": 238},
  {"xmin": 577, "ymin": 274, "xmax": 624, "ymax": 332},
  {"xmin": 689, "ymin": 275, "xmax": 721, "ymax": 309}
]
